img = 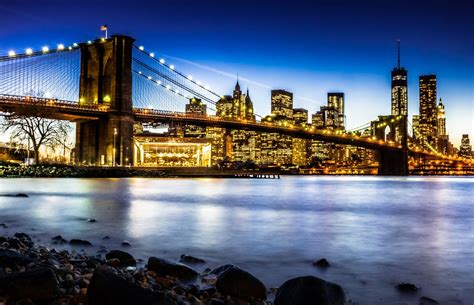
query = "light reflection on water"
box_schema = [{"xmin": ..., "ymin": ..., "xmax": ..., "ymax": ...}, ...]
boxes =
[{"xmin": 0, "ymin": 176, "xmax": 473, "ymax": 305}]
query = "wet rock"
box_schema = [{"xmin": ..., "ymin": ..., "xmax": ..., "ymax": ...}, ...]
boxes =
[
  {"xmin": 106, "ymin": 258, "xmax": 121, "ymax": 267},
  {"xmin": 396, "ymin": 282, "xmax": 420, "ymax": 293},
  {"xmin": 0, "ymin": 248, "xmax": 34, "ymax": 268},
  {"xmin": 88, "ymin": 266, "xmax": 174, "ymax": 305},
  {"xmin": 420, "ymin": 296, "xmax": 439, "ymax": 305},
  {"xmin": 0, "ymin": 223, "xmax": 8, "ymax": 228},
  {"xmin": 209, "ymin": 298, "xmax": 225, "ymax": 305},
  {"xmin": 312, "ymin": 258, "xmax": 330, "ymax": 268},
  {"xmin": 211, "ymin": 264, "xmax": 234, "ymax": 275},
  {"xmin": 215, "ymin": 265, "xmax": 266, "ymax": 301},
  {"xmin": 180, "ymin": 254, "xmax": 206, "ymax": 264},
  {"xmin": 121, "ymin": 241, "xmax": 131, "ymax": 247},
  {"xmin": 274, "ymin": 276, "xmax": 345, "ymax": 305},
  {"xmin": 147, "ymin": 257, "xmax": 198, "ymax": 280},
  {"xmin": 14, "ymin": 193, "xmax": 29, "ymax": 197},
  {"xmin": 102, "ymin": 236, "xmax": 111, "ymax": 240},
  {"xmin": 69, "ymin": 239, "xmax": 92, "ymax": 246},
  {"xmin": 52, "ymin": 235, "xmax": 68, "ymax": 244},
  {"xmin": 87, "ymin": 218, "xmax": 97, "ymax": 223},
  {"xmin": 106, "ymin": 250, "xmax": 136, "ymax": 266},
  {"xmin": 14, "ymin": 232, "xmax": 32, "ymax": 242},
  {"xmin": 0, "ymin": 267, "xmax": 59, "ymax": 301}
]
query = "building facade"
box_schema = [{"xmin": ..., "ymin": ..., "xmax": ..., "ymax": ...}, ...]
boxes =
[
  {"xmin": 391, "ymin": 41, "xmax": 408, "ymax": 116},
  {"xmin": 459, "ymin": 134, "xmax": 472, "ymax": 159},
  {"xmin": 419, "ymin": 74, "xmax": 438, "ymax": 146}
]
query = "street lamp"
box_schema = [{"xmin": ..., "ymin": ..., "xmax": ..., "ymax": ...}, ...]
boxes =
[{"xmin": 113, "ymin": 128, "xmax": 118, "ymax": 166}]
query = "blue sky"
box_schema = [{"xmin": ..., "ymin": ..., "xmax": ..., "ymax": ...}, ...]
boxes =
[{"xmin": 0, "ymin": 0, "xmax": 472, "ymax": 145}]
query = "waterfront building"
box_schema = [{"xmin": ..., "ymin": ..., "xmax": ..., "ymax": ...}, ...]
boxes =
[
  {"xmin": 459, "ymin": 134, "xmax": 472, "ymax": 159},
  {"xmin": 133, "ymin": 135, "xmax": 212, "ymax": 167},
  {"xmin": 419, "ymin": 74, "xmax": 438, "ymax": 146}
]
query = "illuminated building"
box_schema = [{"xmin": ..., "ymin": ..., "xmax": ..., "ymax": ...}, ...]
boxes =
[
  {"xmin": 437, "ymin": 98, "xmax": 446, "ymax": 136},
  {"xmin": 133, "ymin": 135, "xmax": 212, "ymax": 167},
  {"xmin": 310, "ymin": 93, "xmax": 346, "ymax": 164},
  {"xmin": 184, "ymin": 97, "xmax": 206, "ymax": 138},
  {"xmin": 312, "ymin": 93, "xmax": 345, "ymax": 130},
  {"xmin": 436, "ymin": 98, "xmax": 450, "ymax": 154},
  {"xmin": 328, "ymin": 92, "xmax": 345, "ymax": 128},
  {"xmin": 391, "ymin": 41, "xmax": 408, "ymax": 116},
  {"xmin": 185, "ymin": 97, "xmax": 206, "ymax": 115},
  {"xmin": 419, "ymin": 74, "xmax": 438, "ymax": 146},
  {"xmin": 215, "ymin": 81, "xmax": 257, "ymax": 162},
  {"xmin": 259, "ymin": 114, "xmax": 293, "ymax": 165},
  {"xmin": 459, "ymin": 134, "xmax": 472, "ymax": 159},
  {"xmin": 216, "ymin": 81, "xmax": 255, "ymax": 121},
  {"xmin": 271, "ymin": 90, "xmax": 294, "ymax": 120},
  {"xmin": 293, "ymin": 108, "xmax": 309, "ymax": 126},
  {"xmin": 292, "ymin": 108, "xmax": 309, "ymax": 165}
]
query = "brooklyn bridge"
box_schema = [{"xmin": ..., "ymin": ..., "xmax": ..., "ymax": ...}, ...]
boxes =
[{"xmin": 0, "ymin": 35, "xmax": 468, "ymax": 175}]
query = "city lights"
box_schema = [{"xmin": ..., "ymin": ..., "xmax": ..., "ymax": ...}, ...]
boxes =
[
  {"xmin": 25, "ymin": 48, "xmax": 33, "ymax": 55},
  {"xmin": 8, "ymin": 50, "xmax": 16, "ymax": 57},
  {"xmin": 57, "ymin": 44, "xmax": 65, "ymax": 50},
  {"xmin": 42, "ymin": 46, "xmax": 49, "ymax": 53}
]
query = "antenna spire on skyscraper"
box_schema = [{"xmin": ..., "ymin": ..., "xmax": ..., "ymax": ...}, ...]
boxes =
[{"xmin": 397, "ymin": 39, "xmax": 401, "ymax": 69}]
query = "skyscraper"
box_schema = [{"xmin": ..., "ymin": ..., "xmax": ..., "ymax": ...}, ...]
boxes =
[
  {"xmin": 437, "ymin": 98, "xmax": 446, "ymax": 136},
  {"xmin": 459, "ymin": 134, "xmax": 472, "ymax": 159},
  {"xmin": 328, "ymin": 92, "xmax": 345, "ymax": 128},
  {"xmin": 271, "ymin": 90, "xmax": 293, "ymax": 120},
  {"xmin": 419, "ymin": 74, "xmax": 438, "ymax": 145},
  {"xmin": 391, "ymin": 40, "xmax": 408, "ymax": 116}
]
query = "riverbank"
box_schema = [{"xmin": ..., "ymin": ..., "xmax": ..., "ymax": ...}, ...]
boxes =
[
  {"xmin": 0, "ymin": 232, "xmax": 445, "ymax": 305},
  {"xmin": 0, "ymin": 164, "xmax": 281, "ymax": 178},
  {"xmin": 0, "ymin": 232, "xmax": 352, "ymax": 305}
]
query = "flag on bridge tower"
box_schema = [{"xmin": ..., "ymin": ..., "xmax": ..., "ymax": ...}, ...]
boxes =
[{"xmin": 100, "ymin": 25, "xmax": 108, "ymax": 39}]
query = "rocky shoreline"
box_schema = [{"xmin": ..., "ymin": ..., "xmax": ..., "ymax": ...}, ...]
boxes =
[
  {"xmin": 0, "ymin": 232, "xmax": 444, "ymax": 305},
  {"xmin": 1, "ymin": 232, "xmax": 355, "ymax": 305}
]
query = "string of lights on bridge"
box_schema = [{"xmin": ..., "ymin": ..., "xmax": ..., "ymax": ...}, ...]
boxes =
[
  {"xmin": 2, "ymin": 39, "xmax": 108, "ymax": 60},
  {"xmin": 134, "ymin": 45, "xmax": 221, "ymax": 100}
]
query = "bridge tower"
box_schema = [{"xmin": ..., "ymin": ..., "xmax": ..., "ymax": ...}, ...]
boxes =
[
  {"xmin": 372, "ymin": 115, "xmax": 409, "ymax": 175},
  {"xmin": 75, "ymin": 35, "xmax": 135, "ymax": 166}
]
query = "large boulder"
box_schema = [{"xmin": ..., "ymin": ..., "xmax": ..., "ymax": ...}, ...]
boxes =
[
  {"xmin": 0, "ymin": 267, "xmax": 59, "ymax": 301},
  {"xmin": 215, "ymin": 265, "xmax": 267, "ymax": 301},
  {"xmin": 105, "ymin": 250, "xmax": 136, "ymax": 266},
  {"xmin": 88, "ymin": 266, "xmax": 175, "ymax": 305},
  {"xmin": 147, "ymin": 257, "xmax": 198, "ymax": 280},
  {"xmin": 0, "ymin": 248, "xmax": 35, "ymax": 268},
  {"xmin": 274, "ymin": 276, "xmax": 345, "ymax": 305}
]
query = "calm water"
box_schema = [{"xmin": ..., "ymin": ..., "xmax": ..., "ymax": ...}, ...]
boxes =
[{"xmin": 0, "ymin": 177, "xmax": 473, "ymax": 304}]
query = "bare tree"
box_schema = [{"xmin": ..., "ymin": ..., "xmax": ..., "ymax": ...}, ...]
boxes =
[{"xmin": 1, "ymin": 111, "xmax": 72, "ymax": 164}]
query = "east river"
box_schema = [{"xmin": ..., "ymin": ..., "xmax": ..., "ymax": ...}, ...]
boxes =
[{"xmin": 0, "ymin": 176, "xmax": 472, "ymax": 304}]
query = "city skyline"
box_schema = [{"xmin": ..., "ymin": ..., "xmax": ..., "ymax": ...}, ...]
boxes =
[{"xmin": 0, "ymin": 0, "xmax": 472, "ymax": 146}]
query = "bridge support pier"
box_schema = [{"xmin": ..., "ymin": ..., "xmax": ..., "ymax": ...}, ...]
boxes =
[
  {"xmin": 378, "ymin": 149, "xmax": 408, "ymax": 176},
  {"xmin": 74, "ymin": 35, "xmax": 135, "ymax": 166}
]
